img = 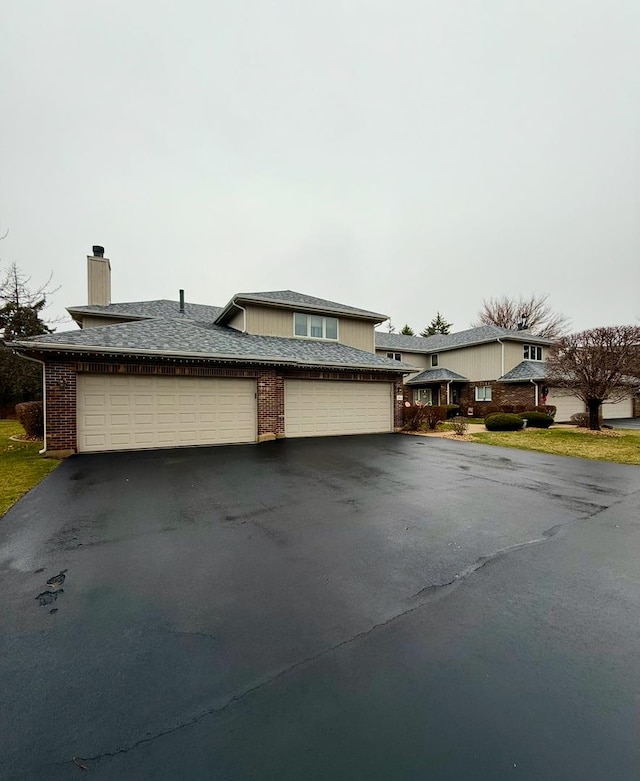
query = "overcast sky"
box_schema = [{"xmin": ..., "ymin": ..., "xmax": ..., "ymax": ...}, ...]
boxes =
[{"xmin": 1, "ymin": 0, "xmax": 639, "ymax": 334}]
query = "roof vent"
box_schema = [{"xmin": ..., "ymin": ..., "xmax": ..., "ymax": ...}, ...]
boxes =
[
  {"xmin": 179, "ymin": 289, "xmax": 185, "ymax": 314},
  {"xmin": 92, "ymin": 245, "xmax": 105, "ymax": 257}
]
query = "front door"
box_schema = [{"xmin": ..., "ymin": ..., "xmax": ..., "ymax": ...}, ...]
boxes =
[{"xmin": 415, "ymin": 388, "xmax": 434, "ymax": 405}]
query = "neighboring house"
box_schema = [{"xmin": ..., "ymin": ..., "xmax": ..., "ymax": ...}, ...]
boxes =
[
  {"xmin": 11, "ymin": 247, "xmax": 408, "ymax": 455},
  {"xmin": 375, "ymin": 328, "xmax": 637, "ymax": 422}
]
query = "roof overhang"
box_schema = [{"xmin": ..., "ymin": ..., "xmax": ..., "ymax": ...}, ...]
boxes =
[
  {"xmin": 11, "ymin": 341, "xmax": 407, "ymax": 374},
  {"xmin": 215, "ymin": 295, "xmax": 387, "ymax": 326}
]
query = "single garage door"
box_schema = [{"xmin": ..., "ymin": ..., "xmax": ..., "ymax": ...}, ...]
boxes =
[
  {"xmin": 602, "ymin": 397, "xmax": 634, "ymax": 419},
  {"xmin": 547, "ymin": 389, "xmax": 585, "ymax": 423},
  {"xmin": 285, "ymin": 380, "xmax": 393, "ymax": 438},
  {"xmin": 77, "ymin": 374, "xmax": 256, "ymax": 452}
]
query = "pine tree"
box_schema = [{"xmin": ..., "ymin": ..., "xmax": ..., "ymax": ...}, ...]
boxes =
[
  {"xmin": 400, "ymin": 324, "xmax": 415, "ymax": 335},
  {"xmin": 421, "ymin": 312, "xmax": 452, "ymax": 337}
]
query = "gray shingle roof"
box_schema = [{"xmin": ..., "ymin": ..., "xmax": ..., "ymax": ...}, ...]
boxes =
[
  {"xmin": 217, "ymin": 290, "xmax": 387, "ymax": 322},
  {"xmin": 375, "ymin": 325, "xmax": 555, "ymax": 353},
  {"xmin": 406, "ymin": 368, "xmax": 469, "ymax": 384},
  {"xmin": 499, "ymin": 360, "xmax": 548, "ymax": 382},
  {"xmin": 12, "ymin": 318, "xmax": 409, "ymax": 372},
  {"xmin": 67, "ymin": 300, "xmax": 223, "ymax": 323}
]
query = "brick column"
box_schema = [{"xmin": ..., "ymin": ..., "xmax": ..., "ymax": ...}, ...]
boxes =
[
  {"xmin": 45, "ymin": 362, "xmax": 77, "ymax": 456},
  {"xmin": 256, "ymin": 369, "xmax": 285, "ymax": 442},
  {"xmin": 393, "ymin": 379, "xmax": 404, "ymax": 430}
]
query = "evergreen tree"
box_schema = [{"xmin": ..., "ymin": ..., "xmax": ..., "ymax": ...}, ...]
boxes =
[
  {"xmin": 0, "ymin": 263, "xmax": 55, "ymax": 412},
  {"xmin": 400, "ymin": 324, "xmax": 415, "ymax": 335},
  {"xmin": 421, "ymin": 312, "xmax": 453, "ymax": 337}
]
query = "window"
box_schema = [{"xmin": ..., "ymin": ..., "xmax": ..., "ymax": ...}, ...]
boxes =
[
  {"xmin": 475, "ymin": 386, "xmax": 492, "ymax": 402},
  {"xmin": 523, "ymin": 344, "xmax": 543, "ymax": 361},
  {"xmin": 386, "ymin": 352, "xmax": 402, "ymax": 361},
  {"xmin": 431, "ymin": 354, "xmax": 438, "ymax": 367},
  {"xmin": 294, "ymin": 313, "xmax": 339, "ymax": 340}
]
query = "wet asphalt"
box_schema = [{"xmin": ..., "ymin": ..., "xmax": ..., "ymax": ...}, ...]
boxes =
[{"xmin": 1, "ymin": 434, "xmax": 640, "ymax": 780}]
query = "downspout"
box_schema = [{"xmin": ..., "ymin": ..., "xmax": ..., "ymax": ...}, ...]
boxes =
[
  {"xmin": 235, "ymin": 303, "xmax": 247, "ymax": 332},
  {"xmin": 446, "ymin": 380, "xmax": 452, "ymax": 405},
  {"xmin": 496, "ymin": 338, "xmax": 504, "ymax": 376},
  {"xmin": 531, "ymin": 379, "xmax": 539, "ymax": 407},
  {"xmin": 15, "ymin": 351, "xmax": 47, "ymax": 455}
]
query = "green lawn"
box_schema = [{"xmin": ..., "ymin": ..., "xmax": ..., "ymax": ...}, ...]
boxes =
[
  {"xmin": 0, "ymin": 420, "xmax": 59, "ymax": 517},
  {"xmin": 471, "ymin": 427, "xmax": 640, "ymax": 466}
]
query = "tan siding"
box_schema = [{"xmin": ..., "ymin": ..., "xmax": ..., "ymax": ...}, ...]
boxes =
[
  {"xmin": 244, "ymin": 304, "xmax": 376, "ymax": 351},
  {"xmin": 245, "ymin": 305, "xmax": 293, "ymax": 337},
  {"xmin": 375, "ymin": 350, "xmax": 427, "ymax": 370},
  {"xmin": 503, "ymin": 341, "xmax": 548, "ymax": 372},
  {"xmin": 437, "ymin": 343, "xmax": 502, "ymax": 380},
  {"xmin": 228, "ymin": 309, "xmax": 245, "ymax": 331},
  {"xmin": 339, "ymin": 318, "xmax": 375, "ymax": 351},
  {"xmin": 81, "ymin": 315, "xmax": 130, "ymax": 328}
]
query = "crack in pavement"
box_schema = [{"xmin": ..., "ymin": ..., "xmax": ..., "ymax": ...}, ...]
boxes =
[{"xmin": 62, "ymin": 497, "xmax": 631, "ymax": 771}]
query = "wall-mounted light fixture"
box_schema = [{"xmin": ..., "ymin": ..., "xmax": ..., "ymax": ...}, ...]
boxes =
[{"xmin": 57, "ymin": 379, "xmax": 67, "ymax": 390}]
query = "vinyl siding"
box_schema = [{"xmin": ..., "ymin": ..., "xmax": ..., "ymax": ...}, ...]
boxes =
[
  {"xmin": 81, "ymin": 315, "xmax": 131, "ymax": 329},
  {"xmin": 244, "ymin": 305, "xmax": 376, "ymax": 352},
  {"xmin": 503, "ymin": 341, "xmax": 548, "ymax": 372},
  {"xmin": 433, "ymin": 343, "xmax": 502, "ymax": 380},
  {"xmin": 375, "ymin": 350, "xmax": 428, "ymax": 369}
]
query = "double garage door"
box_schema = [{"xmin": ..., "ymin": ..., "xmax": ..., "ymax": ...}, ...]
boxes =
[
  {"xmin": 547, "ymin": 389, "xmax": 634, "ymax": 423},
  {"xmin": 77, "ymin": 375, "xmax": 393, "ymax": 452}
]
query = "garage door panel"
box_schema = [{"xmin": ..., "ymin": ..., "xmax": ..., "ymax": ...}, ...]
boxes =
[
  {"xmin": 602, "ymin": 398, "xmax": 633, "ymax": 419},
  {"xmin": 285, "ymin": 380, "xmax": 392, "ymax": 438},
  {"xmin": 77, "ymin": 375, "xmax": 257, "ymax": 452}
]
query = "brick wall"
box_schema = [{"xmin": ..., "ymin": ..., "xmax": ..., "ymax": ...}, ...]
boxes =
[
  {"xmin": 44, "ymin": 362, "xmax": 77, "ymax": 453},
  {"xmin": 455, "ymin": 382, "xmax": 538, "ymax": 416},
  {"xmin": 42, "ymin": 359, "xmax": 402, "ymax": 452}
]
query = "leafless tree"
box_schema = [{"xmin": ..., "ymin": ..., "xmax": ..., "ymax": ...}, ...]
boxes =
[
  {"xmin": 545, "ymin": 325, "xmax": 640, "ymax": 430},
  {"xmin": 474, "ymin": 294, "xmax": 570, "ymax": 339}
]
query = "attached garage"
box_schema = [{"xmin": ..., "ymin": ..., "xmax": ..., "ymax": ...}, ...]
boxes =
[
  {"xmin": 547, "ymin": 389, "xmax": 585, "ymax": 423},
  {"xmin": 284, "ymin": 380, "xmax": 393, "ymax": 438},
  {"xmin": 77, "ymin": 374, "xmax": 257, "ymax": 452},
  {"xmin": 601, "ymin": 397, "xmax": 634, "ymax": 419}
]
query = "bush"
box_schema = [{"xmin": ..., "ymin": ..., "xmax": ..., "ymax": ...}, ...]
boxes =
[
  {"xmin": 521, "ymin": 411, "xmax": 554, "ymax": 428},
  {"xmin": 570, "ymin": 412, "xmax": 590, "ymax": 428},
  {"xmin": 449, "ymin": 416, "xmax": 469, "ymax": 436},
  {"xmin": 15, "ymin": 401, "xmax": 44, "ymax": 438},
  {"xmin": 425, "ymin": 405, "xmax": 449, "ymax": 430},
  {"xmin": 403, "ymin": 404, "xmax": 429, "ymax": 431},
  {"xmin": 442, "ymin": 404, "xmax": 460, "ymax": 419},
  {"xmin": 484, "ymin": 412, "xmax": 524, "ymax": 431}
]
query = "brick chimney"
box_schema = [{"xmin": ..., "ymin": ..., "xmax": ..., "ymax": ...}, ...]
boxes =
[{"xmin": 87, "ymin": 245, "xmax": 111, "ymax": 306}]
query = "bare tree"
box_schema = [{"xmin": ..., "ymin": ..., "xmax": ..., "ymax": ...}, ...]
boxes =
[
  {"xmin": 545, "ymin": 325, "xmax": 640, "ymax": 430},
  {"xmin": 474, "ymin": 294, "xmax": 570, "ymax": 339}
]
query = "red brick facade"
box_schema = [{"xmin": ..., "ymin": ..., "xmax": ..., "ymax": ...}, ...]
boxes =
[
  {"xmin": 42, "ymin": 359, "xmax": 403, "ymax": 454},
  {"xmin": 410, "ymin": 381, "xmax": 540, "ymax": 416}
]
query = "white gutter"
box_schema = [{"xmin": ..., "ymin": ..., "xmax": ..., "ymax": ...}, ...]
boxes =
[
  {"xmin": 497, "ymin": 338, "xmax": 505, "ymax": 376},
  {"xmin": 531, "ymin": 379, "xmax": 539, "ymax": 406},
  {"xmin": 446, "ymin": 380, "xmax": 452, "ymax": 404},
  {"xmin": 15, "ymin": 351, "xmax": 47, "ymax": 455},
  {"xmin": 234, "ymin": 302, "xmax": 247, "ymax": 333}
]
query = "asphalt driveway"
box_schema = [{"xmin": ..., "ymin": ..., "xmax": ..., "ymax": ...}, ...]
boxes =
[{"xmin": 1, "ymin": 434, "xmax": 640, "ymax": 780}]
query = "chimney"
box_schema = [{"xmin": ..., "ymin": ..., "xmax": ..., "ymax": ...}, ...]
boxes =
[{"xmin": 87, "ymin": 245, "xmax": 111, "ymax": 306}]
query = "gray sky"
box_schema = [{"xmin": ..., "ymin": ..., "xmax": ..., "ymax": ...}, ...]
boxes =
[{"xmin": 2, "ymin": 0, "xmax": 639, "ymax": 334}]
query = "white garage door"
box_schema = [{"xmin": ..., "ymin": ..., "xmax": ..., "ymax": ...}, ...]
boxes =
[
  {"xmin": 602, "ymin": 397, "xmax": 634, "ymax": 419},
  {"xmin": 77, "ymin": 374, "xmax": 256, "ymax": 452},
  {"xmin": 547, "ymin": 389, "xmax": 585, "ymax": 423},
  {"xmin": 285, "ymin": 380, "xmax": 393, "ymax": 438}
]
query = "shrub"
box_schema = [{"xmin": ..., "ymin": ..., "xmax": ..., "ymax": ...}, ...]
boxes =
[
  {"xmin": 521, "ymin": 411, "xmax": 554, "ymax": 428},
  {"xmin": 442, "ymin": 404, "xmax": 460, "ymax": 419},
  {"xmin": 425, "ymin": 405, "xmax": 449, "ymax": 430},
  {"xmin": 15, "ymin": 401, "xmax": 44, "ymax": 438},
  {"xmin": 484, "ymin": 412, "xmax": 524, "ymax": 431},
  {"xmin": 449, "ymin": 416, "xmax": 469, "ymax": 436},
  {"xmin": 543, "ymin": 405, "xmax": 556, "ymax": 419},
  {"xmin": 570, "ymin": 412, "xmax": 590, "ymax": 428},
  {"xmin": 403, "ymin": 404, "xmax": 429, "ymax": 431}
]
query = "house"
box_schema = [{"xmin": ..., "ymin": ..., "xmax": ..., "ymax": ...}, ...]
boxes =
[
  {"xmin": 11, "ymin": 247, "xmax": 409, "ymax": 456},
  {"xmin": 375, "ymin": 328, "xmax": 637, "ymax": 422}
]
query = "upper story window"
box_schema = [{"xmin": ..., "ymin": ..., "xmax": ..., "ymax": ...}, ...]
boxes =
[
  {"xmin": 431, "ymin": 354, "xmax": 439, "ymax": 367},
  {"xmin": 386, "ymin": 352, "xmax": 402, "ymax": 361},
  {"xmin": 294, "ymin": 312, "xmax": 338, "ymax": 340},
  {"xmin": 524, "ymin": 344, "xmax": 543, "ymax": 361}
]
